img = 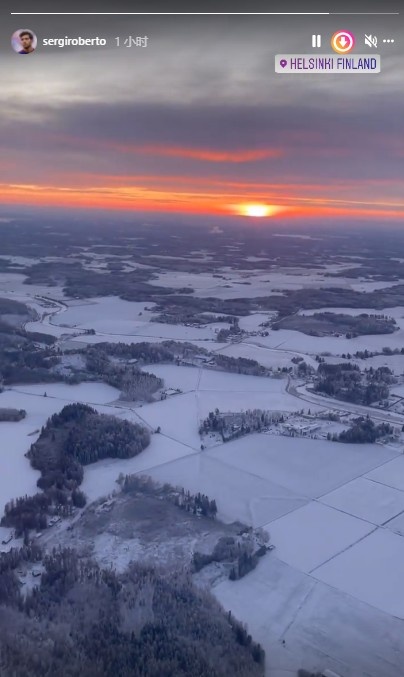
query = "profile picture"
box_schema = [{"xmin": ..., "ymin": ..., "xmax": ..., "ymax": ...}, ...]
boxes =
[{"xmin": 11, "ymin": 29, "xmax": 37, "ymax": 54}]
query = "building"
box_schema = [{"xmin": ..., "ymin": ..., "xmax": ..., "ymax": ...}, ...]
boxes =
[{"xmin": 283, "ymin": 422, "xmax": 320, "ymax": 435}]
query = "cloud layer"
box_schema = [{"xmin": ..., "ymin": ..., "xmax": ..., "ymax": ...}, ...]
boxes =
[{"xmin": 1, "ymin": 7, "xmax": 403, "ymax": 221}]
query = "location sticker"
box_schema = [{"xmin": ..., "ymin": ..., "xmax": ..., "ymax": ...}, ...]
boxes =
[{"xmin": 280, "ymin": 59, "xmax": 288, "ymax": 68}]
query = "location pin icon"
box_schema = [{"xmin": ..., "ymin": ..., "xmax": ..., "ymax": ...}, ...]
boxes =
[{"xmin": 280, "ymin": 59, "xmax": 287, "ymax": 68}]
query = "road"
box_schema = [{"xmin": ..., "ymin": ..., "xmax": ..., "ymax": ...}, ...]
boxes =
[{"xmin": 287, "ymin": 378, "xmax": 404, "ymax": 427}]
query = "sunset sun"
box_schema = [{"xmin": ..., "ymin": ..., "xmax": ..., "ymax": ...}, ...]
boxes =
[
  {"xmin": 245, "ymin": 204, "xmax": 268, "ymax": 217},
  {"xmin": 237, "ymin": 203, "xmax": 284, "ymax": 218}
]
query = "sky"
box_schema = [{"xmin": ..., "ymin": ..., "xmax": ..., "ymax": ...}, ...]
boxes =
[{"xmin": 0, "ymin": 0, "xmax": 403, "ymax": 225}]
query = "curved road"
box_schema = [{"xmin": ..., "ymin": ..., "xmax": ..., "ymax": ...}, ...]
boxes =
[{"xmin": 287, "ymin": 378, "xmax": 404, "ymax": 427}]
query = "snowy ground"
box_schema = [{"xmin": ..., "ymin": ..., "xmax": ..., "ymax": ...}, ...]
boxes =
[
  {"xmin": 315, "ymin": 529, "xmax": 404, "ymax": 618},
  {"xmin": 320, "ymin": 476, "xmax": 404, "ymax": 526},
  {"xmin": 214, "ymin": 555, "xmax": 404, "ymax": 677},
  {"xmin": 137, "ymin": 370, "xmax": 309, "ymax": 449},
  {"xmin": 0, "ymin": 273, "xmax": 66, "ymax": 299},
  {"xmin": 264, "ymin": 501, "xmax": 374, "ymax": 574},
  {"xmin": 81, "ymin": 435, "xmax": 195, "ymax": 502},
  {"xmin": 3, "ymin": 269, "xmax": 404, "ymax": 674},
  {"xmin": 300, "ymin": 306, "xmax": 404, "ymax": 320},
  {"xmin": 148, "ymin": 268, "xmax": 399, "ymax": 299},
  {"xmin": 0, "ymin": 382, "xmax": 120, "ymax": 514},
  {"xmin": 248, "ymin": 327, "xmax": 404, "ymax": 357},
  {"xmin": 70, "ymin": 334, "xmax": 224, "ymax": 349},
  {"xmin": 51, "ymin": 297, "xmax": 158, "ymax": 333},
  {"xmin": 206, "ymin": 434, "xmax": 394, "ymax": 499},
  {"xmin": 215, "ymin": 341, "xmax": 318, "ymax": 370}
]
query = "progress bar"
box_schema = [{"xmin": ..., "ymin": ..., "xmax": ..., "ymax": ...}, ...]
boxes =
[
  {"xmin": 10, "ymin": 12, "xmax": 331, "ymax": 15},
  {"xmin": 10, "ymin": 11, "xmax": 400, "ymax": 15}
]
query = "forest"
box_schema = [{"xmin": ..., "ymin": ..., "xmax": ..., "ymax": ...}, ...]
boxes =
[
  {"xmin": 199, "ymin": 408, "xmax": 283, "ymax": 442},
  {"xmin": 273, "ymin": 312, "xmax": 397, "ymax": 337},
  {"xmin": 213, "ymin": 354, "xmax": 269, "ymax": 376},
  {"xmin": 0, "ymin": 407, "xmax": 26, "ymax": 422},
  {"xmin": 330, "ymin": 416, "xmax": 393, "ymax": 444},
  {"xmin": 85, "ymin": 347, "xmax": 163, "ymax": 401},
  {"xmin": 0, "ymin": 548, "xmax": 265, "ymax": 677},
  {"xmin": 119, "ymin": 474, "xmax": 218, "ymax": 518},
  {"xmin": 1, "ymin": 403, "xmax": 150, "ymax": 535},
  {"xmin": 313, "ymin": 362, "xmax": 393, "ymax": 405},
  {"xmin": 0, "ymin": 340, "xmax": 60, "ymax": 386},
  {"xmin": 193, "ymin": 532, "xmax": 268, "ymax": 582},
  {"xmin": 86, "ymin": 339, "xmax": 210, "ymax": 365}
]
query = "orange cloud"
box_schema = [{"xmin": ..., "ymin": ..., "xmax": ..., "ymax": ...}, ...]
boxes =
[
  {"xmin": 1, "ymin": 182, "xmax": 404, "ymax": 222},
  {"xmin": 132, "ymin": 146, "xmax": 283, "ymax": 163},
  {"xmin": 26, "ymin": 131, "xmax": 283, "ymax": 164}
]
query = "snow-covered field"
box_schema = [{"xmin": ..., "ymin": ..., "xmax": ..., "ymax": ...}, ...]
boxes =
[
  {"xmin": 214, "ymin": 554, "xmax": 404, "ymax": 677},
  {"xmin": 146, "ymin": 364, "xmax": 201, "ymax": 391},
  {"xmin": 207, "ymin": 434, "xmax": 394, "ymax": 498},
  {"xmin": 216, "ymin": 341, "xmax": 318, "ymax": 369},
  {"xmin": 354, "ymin": 353, "xmax": 404, "ymax": 375},
  {"xmin": 48, "ymin": 296, "xmax": 231, "ymax": 341},
  {"xmin": 0, "ymin": 382, "xmax": 120, "ymax": 514},
  {"xmin": 144, "ymin": 452, "xmax": 307, "ymax": 526},
  {"xmin": 3, "ymin": 266, "xmax": 404, "ymax": 674},
  {"xmin": 0, "ymin": 273, "xmax": 66, "ymax": 298},
  {"xmin": 249, "ymin": 326, "xmax": 404, "ymax": 357},
  {"xmin": 137, "ymin": 372, "xmax": 309, "ymax": 448},
  {"xmin": 140, "ymin": 433, "xmax": 398, "ymax": 527},
  {"xmin": 51, "ymin": 297, "xmax": 157, "ymax": 333},
  {"xmin": 265, "ymin": 501, "xmax": 374, "ymax": 574},
  {"xmin": 320, "ymin": 476, "xmax": 404, "ymax": 525},
  {"xmin": 390, "ymin": 384, "xmax": 404, "ymax": 397},
  {"xmin": 365, "ymin": 456, "xmax": 404, "ymax": 492},
  {"xmin": 315, "ymin": 528, "xmax": 404, "ymax": 618},
  {"xmin": 81, "ymin": 434, "xmax": 194, "ymax": 502},
  {"xmin": 237, "ymin": 312, "xmax": 276, "ymax": 331},
  {"xmin": 10, "ymin": 382, "xmax": 120, "ymax": 405},
  {"xmin": 148, "ymin": 267, "xmax": 398, "ymax": 299},
  {"xmin": 199, "ymin": 369, "xmax": 287, "ymax": 392}
]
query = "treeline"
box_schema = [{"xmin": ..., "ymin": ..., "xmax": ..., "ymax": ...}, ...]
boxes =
[
  {"xmin": 85, "ymin": 348, "xmax": 163, "ymax": 400},
  {"xmin": 213, "ymin": 354, "xmax": 268, "ymax": 376},
  {"xmin": 0, "ymin": 342, "xmax": 60, "ymax": 386},
  {"xmin": 0, "ymin": 543, "xmax": 43, "ymax": 605},
  {"xmin": 354, "ymin": 346, "xmax": 404, "ymax": 359},
  {"xmin": 1, "ymin": 403, "xmax": 150, "ymax": 535},
  {"xmin": 320, "ymin": 312, "xmax": 396, "ymax": 336},
  {"xmin": 113, "ymin": 366, "xmax": 162, "ymax": 402},
  {"xmin": 330, "ymin": 416, "xmax": 393, "ymax": 444},
  {"xmin": 0, "ymin": 407, "xmax": 26, "ymax": 422},
  {"xmin": 87, "ymin": 339, "xmax": 209, "ymax": 365},
  {"xmin": 173, "ymin": 488, "xmax": 218, "ymax": 518},
  {"xmin": 88, "ymin": 340, "xmax": 175, "ymax": 364},
  {"xmin": 64, "ymin": 414, "xmax": 150, "ymax": 465},
  {"xmin": 3, "ymin": 492, "xmax": 52, "ymax": 536},
  {"xmin": 193, "ymin": 536, "xmax": 267, "ymax": 581},
  {"xmin": 0, "ymin": 548, "xmax": 265, "ymax": 677},
  {"xmin": 314, "ymin": 362, "xmax": 392, "ymax": 405},
  {"xmin": 200, "ymin": 408, "xmax": 283, "ymax": 442},
  {"xmin": 273, "ymin": 312, "xmax": 397, "ymax": 338},
  {"xmin": 120, "ymin": 475, "xmax": 218, "ymax": 518},
  {"xmin": 217, "ymin": 322, "xmax": 243, "ymax": 343},
  {"xmin": 229, "ymin": 548, "xmax": 267, "ymax": 581}
]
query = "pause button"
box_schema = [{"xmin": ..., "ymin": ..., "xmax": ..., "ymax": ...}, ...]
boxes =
[{"xmin": 312, "ymin": 34, "xmax": 321, "ymax": 48}]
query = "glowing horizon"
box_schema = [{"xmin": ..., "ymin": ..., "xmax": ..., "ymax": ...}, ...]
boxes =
[
  {"xmin": 0, "ymin": 15, "xmax": 402, "ymax": 226},
  {"xmin": 1, "ymin": 181, "xmax": 403, "ymax": 221}
]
